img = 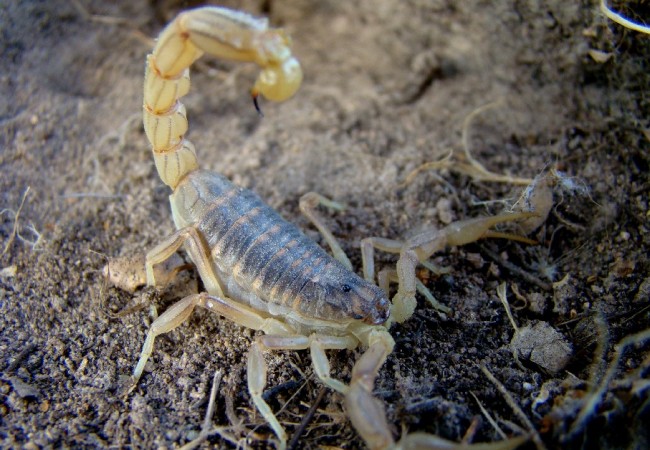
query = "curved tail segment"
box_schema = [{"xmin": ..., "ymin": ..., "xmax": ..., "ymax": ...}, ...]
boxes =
[{"xmin": 142, "ymin": 6, "xmax": 303, "ymax": 189}]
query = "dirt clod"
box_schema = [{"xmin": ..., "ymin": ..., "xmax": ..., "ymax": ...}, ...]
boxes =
[{"xmin": 511, "ymin": 321, "xmax": 573, "ymax": 375}]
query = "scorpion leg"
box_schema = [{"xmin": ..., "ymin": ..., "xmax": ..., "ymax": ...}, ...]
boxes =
[
  {"xmin": 377, "ymin": 267, "xmax": 452, "ymax": 316},
  {"xmin": 299, "ymin": 192, "xmax": 353, "ymax": 269},
  {"xmin": 129, "ymin": 293, "xmax": 206, "ymax": 390},
  {"xmin": 129, "ymin": 291, "xmax": 295, "ymax": 390},
  {"xmin": 308, "ymin": 334, "xmax": 358, "ymax": 393},
  {"xmin": 363, "ymin": 212, "xmax": 537, "ymax": 324},
  {"xmin": 249, "ymin": 333, "xmax": 357, "ymax": 449},
  {"xmin": 361, "ymin": 236, "xmax": 418, "ymax": 324},
  {"xmin": 363, "ymin": 238, "xmax": 448, "ymax": 313},
  {"xmin": 361, "ymin": 236, "xmax": 404, "ymax": 283},
  {"xmin": 145, "ymin": 226, "xmax": 225, "ymax": 297},
  {"xmin": 129, "ymin": 288, "xmax": 306, "ymax": 447}
]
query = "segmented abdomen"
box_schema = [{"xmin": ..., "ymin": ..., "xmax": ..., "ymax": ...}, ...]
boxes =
[{"xmin": 173, "ymin": 170, "xmax": 337, "ymax": 309}]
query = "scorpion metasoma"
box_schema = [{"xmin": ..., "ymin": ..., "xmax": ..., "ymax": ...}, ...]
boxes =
[{"xmin": 118, "ymin": 6, "xmax": 534, "ymax": 449}]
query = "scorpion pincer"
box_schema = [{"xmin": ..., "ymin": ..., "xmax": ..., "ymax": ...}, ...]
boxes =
[{"xmin": 123, "ymin": 6, "xmax": 532, "ymax": 450}]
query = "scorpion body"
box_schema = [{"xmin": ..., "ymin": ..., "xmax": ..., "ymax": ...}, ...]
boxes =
[
  {"xmin": 171, "ymin": 169, "xmax": 389, "ymax": 328},
  {"xmin": 125, "ymin": 6, "xmax": 533, "ymax": 449},
  {"xmin": 134, "ymin": 6, "xmax": 396, "ymax": 449}
]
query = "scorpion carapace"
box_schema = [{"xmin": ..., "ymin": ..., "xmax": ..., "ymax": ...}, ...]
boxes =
[
  {"xmin": 126, "ymin": 5, "xmax": 533, "ymax": 450},
  {"xmin": 169, "ymin": 169, "xmax": 390, "ymax": 326}
]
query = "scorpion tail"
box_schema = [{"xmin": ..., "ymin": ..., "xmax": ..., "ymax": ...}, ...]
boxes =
[{"xmin": 142, "ymin": 6, "xmax": 302, "ymax": 189}]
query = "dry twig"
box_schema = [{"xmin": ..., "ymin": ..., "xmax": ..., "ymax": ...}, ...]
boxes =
[
  {"xmin": 481, "ymin": 365, "xmax": 546, "ymax": 450},
  {"xmin": 1, "ymin": 187, "xmax": 31, "ymax": 256}
]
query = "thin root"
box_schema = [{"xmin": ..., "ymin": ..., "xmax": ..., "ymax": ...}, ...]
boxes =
[
  {"xmin": 179, "ymin": 370, "xmax": 242, "ymax": 449},
  {"xmin": 496, "ymin": 283, "xmax": 519, "ymax": 333},
  {"xmin": 481, "ymin": 365, "xmax": 547, "ymax": 450},
  {"xmin": 287, "ymin": 387, "xmax": 327, "ymax": 450},
  {"xmin": 460, "ymin": 416, "xmax": 481, "ymax": 445},
  {"xmin": 470, "ymin": 392, "xmax": 508, "ymax": 440},
  {"xmin": 2, "ymin": 187, "xmax": 32, "ymax": 256}
]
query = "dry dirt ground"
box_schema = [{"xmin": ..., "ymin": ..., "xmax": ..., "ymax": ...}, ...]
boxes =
[{"xmin": 1, "ymin": 1, "xmax": 648, "ymax": 449}]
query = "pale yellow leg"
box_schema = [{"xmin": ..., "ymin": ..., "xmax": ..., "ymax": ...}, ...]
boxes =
[
  {"xmin": 129, "ymin": 293, "xmax": 204, "ymax": 389},
  {"xmin": 299, "ymin": 192, "xmax": 352, "ymax": 270},
  {"xmin": 145, "ymin": 226, "xmax": 225, "ymax": 297},
  {"xmin": 433, "ymin": 212, "xmax": 537, "ymax": 248},
  {"xmin": 202, "ymin": 300, "xmax": 298, "ymax": 450},
  {"xmin": 361, "ymin": 236, "xmax": 403, "ymax": 283},
  {"xmin": 379, "ymin": 268, "xmax": 452, "ymax": 316},
  {"xmin": 248, "ymin": 341, "xmax": 288, "ymax": 450},
  {"xmin": 128, "ymin": 293, "xmax": 297, "ymax": 449},
  {"xmin": 308, "ymin": 334, "xmax": 358, "ymax": 393},
  {"xmin": 361, "ymin": 235, "xmax": 419, "ymax": 324},
  {"xmin": 129, "ymin": 292, "xmax": 294, "ymax": 391},
  {"xmin": 377, "ymin": 268, "xmax": 392, "ymax": 297},
  {"xmin": 362, "ymin": 213, "xmax": 537, "ymax": 324},
  {"xmin": 248, "ymin": 332, "xmax": 359, "ymax": 449}
]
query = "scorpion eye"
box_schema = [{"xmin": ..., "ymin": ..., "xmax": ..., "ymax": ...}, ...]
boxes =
[{"xmin": 341, "ymin": 284, "xmax": 352, "ymax": 293}]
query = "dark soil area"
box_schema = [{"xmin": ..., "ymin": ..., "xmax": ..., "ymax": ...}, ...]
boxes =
[{"xmin": 1, "ymin": 1, "xmax": 648, "ymax": 449}]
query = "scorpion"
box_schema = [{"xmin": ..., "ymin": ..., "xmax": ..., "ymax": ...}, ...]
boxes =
[{"xmin": 121, "ymin": 6, "xmax": 534, "ymax": 450}]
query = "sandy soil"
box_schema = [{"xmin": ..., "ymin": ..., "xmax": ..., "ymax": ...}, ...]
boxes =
[{"xmin": 1, "ymin": 1, "xmax": 648, "ymax": 449}]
